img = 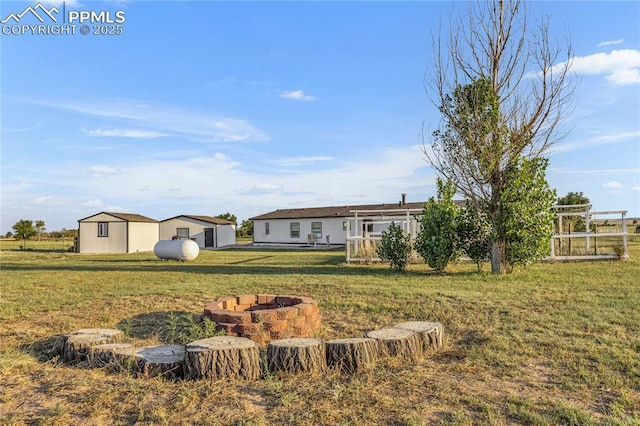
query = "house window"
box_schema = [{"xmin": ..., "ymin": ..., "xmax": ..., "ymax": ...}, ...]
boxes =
[
  {"xmin": 176, "ymin": 228, "xmax": 189, "ymax": 239},
  {"xmin": 290, "ymin": 222, "xmax": 300, "ymax": 238},
  {"xmin": 98, "ymin": 222, "xmax": 108, "ymax": 237},
  {"xmin": 343, "ymin": 221, "xmax": 348, "ymax": 231},
  {"xmin": 265, "ymin": 222, "xmax": 270, "ymax": 235},
  {"xmin": 311, "ymin": 222, "xmax": 322, "ymax": 237}
]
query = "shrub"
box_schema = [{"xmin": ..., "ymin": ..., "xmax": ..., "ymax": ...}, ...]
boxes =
[
  {"xmin": 415, "ymin": 178, "xmax": 460, "ymax": 272},
  {"xmin": 377, "ymin": 221, "xmax": 412, "ymax": 272},
  {"xmin": 457, "ymin": 200, "xmax": 491, "ymax": 271},
  {"xmin": 497, "ymin": 157, "xmax": 556, "ymax": 271}
]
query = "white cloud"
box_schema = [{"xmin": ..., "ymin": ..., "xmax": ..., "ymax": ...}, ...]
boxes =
[
  {"xmin": 602, "ymin": 181, "xmax": 623, "ymax": 189},
  {"xmin": 82, "ymin": 200, "xmax": 104, "ymax": 208},
  {"xmin": 84, "ymin": 128, "xmax": 167, "ymax": 139},
  {"xmin": 31, "ymin": 98, "xmax": 269, "ymax": 143},
  {"xmin": 31, "ymin": 195, "xmax": 68, "ymax": 206},
  {"xmin": 597, "ymin": 39, "xmax": 623, "ymax": 47},
  {"xmin": 605, "ymin": 68, "xmax": 640, "ymax": 85},
  {"xmin": 0, "ymin": 144, "xmax": 437, "ymax": 231},
  {"xmin": 551, "ymin": 130, "xmax": 640, "ymax": 154},
  {"xmin": 252, "ymin": 183, "xmax": 284, "ymax": 193},
  {"xmin": 88, "ymin": 165, "xmax": 119, "ymax": 177},
  {"xmin": 280, "ymin": 90, "xmax": 317, "ymax": 101},
  {"xmin": 567, "ymin": 49, "xmax": 640, "ymax": 85},
  {"xmin": 631, "ymin": 186, "xmax": 640, "ymax": 191},
  {"xmin": 271, "ymin": 156, "xmax": 333, "ymax": 167},
  {"xmin": 551, "ymin": 167, "xmax": 640, "ymax": 176}
]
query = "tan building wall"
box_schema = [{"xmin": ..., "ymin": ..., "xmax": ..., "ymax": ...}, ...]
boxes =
[
  {"xmin": 160, "ymin": 217, "xmax": 235, "ymax": 248},
  {"xmin": 127, "ymin": 222, "xmax": 160, "ymax": 253},
  {"xmin": 79, "ymin": 218, "xmax": 127, "ymax": 254},
  {"xmin": 78, "ymin": 213, "xmax": 159, "ymax": 254}
]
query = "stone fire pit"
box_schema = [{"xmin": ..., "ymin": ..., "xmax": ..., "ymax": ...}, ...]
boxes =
[{"xmin": 203, "ymin": 294, "xmax": 321, "ymax": 346}]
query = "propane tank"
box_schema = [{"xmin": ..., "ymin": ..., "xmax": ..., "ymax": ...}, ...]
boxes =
[{"xmin": 154, "ymin": 239, "xmax": 199, "ymax": 261}]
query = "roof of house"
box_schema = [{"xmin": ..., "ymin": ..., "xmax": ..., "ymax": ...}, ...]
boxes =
[
  {"xmin": 161, "ymin": 215, "xmax": 236, "ymax": 225},
  {"xmin": 78, "ymin": 212, "xmax": 159, "ymax": 223},
  {"xmin": 249, "ymin": 202, "xmax": 428, "ymax": 221}
]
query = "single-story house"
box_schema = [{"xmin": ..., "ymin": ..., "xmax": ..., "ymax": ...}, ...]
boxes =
[
  {"xmin": 250, "ymin": 199, "xmax": 427, "ymax": 246},
  {"xmin": 77, "ymin": 212, "xmax": 159, "ymax": 254},
  {"xmin": 159, "ymin": 215, "xmax": 236, "ymax": 248}
]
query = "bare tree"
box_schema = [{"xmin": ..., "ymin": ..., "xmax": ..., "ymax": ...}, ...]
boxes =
[{"xmin": 424, "ymin": 0, "xmax": 575, "ymax": 273}]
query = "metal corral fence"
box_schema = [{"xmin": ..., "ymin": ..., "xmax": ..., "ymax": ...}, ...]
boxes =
[
  {"xmin": 344, "ymin": 204, "xmax": 631, "ymax": 264},
  {"xmin": 550, "ymin": 204, "xmax": 629, "ymax": 260},
  {"xmin": 345, "ymin": 208, "xmax": 422, "ymax": 263}
]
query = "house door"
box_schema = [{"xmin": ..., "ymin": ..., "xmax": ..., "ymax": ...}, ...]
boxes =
[{"xmin": 204, "ymin": 228, "xmax": 215, "ymax": 247}]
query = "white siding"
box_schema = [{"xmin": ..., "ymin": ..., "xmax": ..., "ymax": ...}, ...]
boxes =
[
  {"xmin": 216, "ymin": 225, "xmax": 236, "ymax": 247},
  {"xmin": 253, "ymin": 218, "xmax": 346, "ymax": 245}
]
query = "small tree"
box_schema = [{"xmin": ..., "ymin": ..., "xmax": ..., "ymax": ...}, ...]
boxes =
[
  {"xmin": 377, "ymin": 221, "xmax": 412, "ymax": 272},
  {"xmin": 215, "ymin": 212, "xmax": 237, "ymax": 223},
  {"xmin": 424, "ymin": 0, "xmax": 575, "ymax": 274},
  {"xmin": 457, "ymin": 200, "xmax": 491, "ymax": 271},
  {"xmin": 12, "ymin": 220, "xmax": 36, "ymax": 249},
  {"xmin": 415, "ymin": 178, "xmax": 460, "ymax": 272},
  {"xmin": 237, "ymin": 219, "xmax": 254, "ymax": 238},
  {"xmin": 35, "ymin": 220, "xmax": 46, "ymax": 240},
  {"xmin": 556, "ymin": 192, "xmax": 590, "ymax": 232},
  {"xmin": 498, "ymin": 157, "xmax": 556, "ymax": 271}
]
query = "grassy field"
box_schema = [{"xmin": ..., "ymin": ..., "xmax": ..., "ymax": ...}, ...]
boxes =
[{"xmin": 1, "ymin": 241, "xmax": 639, "ymax": 425}]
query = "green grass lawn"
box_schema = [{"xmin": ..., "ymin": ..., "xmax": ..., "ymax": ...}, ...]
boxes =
[{"xmin": 1, "ymin": 243, "xmax": 639, "ymax": 425}]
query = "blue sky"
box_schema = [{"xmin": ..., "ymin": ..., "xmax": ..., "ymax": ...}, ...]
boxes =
[{"xmin": 1, "ymin": 0, "xmax": 639, "ymax": 233}]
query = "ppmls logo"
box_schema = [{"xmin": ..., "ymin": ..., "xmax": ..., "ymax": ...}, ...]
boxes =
[
  {"xmin": 1, "ymin": 3, "xmax": 59, "ymax": 23},
  {"xmin": 2, "ymin": 2, "xmax": 126, "ymax": 36}
]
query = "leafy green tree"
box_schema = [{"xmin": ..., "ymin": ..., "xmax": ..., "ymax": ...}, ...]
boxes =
[
  {"xmin": 4, "ymin": 231, "xmax": 13, "ymax": 238},
  {"xmin": 237, "ymin": 219, "xmax": 254, "ymax": 238},
  {"xmin": 215, "ymin": 212, "xmax": 237, "ymax": 223},
  {"xmin": 424, "ymin": 0, "xmax": 575, "ymax": 273},
  {"xmin": 377, "ymin": 221, "xmax": 412, "ymax": 272},
  {"xmin": 497, "ymin": 157, "xmax": 556, "ymax": 271},
  {"xmin": 415, "ymin": 178, "xmax": 460, "ymax": 272},
  {"xmin": 35, "ymin": 220, "xmax": 46, "ymax": 240},
  {"xmin": 12, "ymin": 220, "xmax": 36, "ymax": 249},
  {"xmin": 456, "ymin": 200, "xmax": 491, "ymax": 271},
  {"xmin": 556, "ymin": 192, "xmax": 590, "ymax": 232}
]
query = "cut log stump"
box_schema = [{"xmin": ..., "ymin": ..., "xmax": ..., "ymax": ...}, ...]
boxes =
[
  {"xmin": 393, "ymin": 321, "xmax": 444, "ymax": 352},
  {"xmin": 267, "ymin": 338, "xmax": 326, "ymax": 375},
  {"xmin": 112, "ymin": 345, "xmax": 185, "ymax": 379},
  {"xmin": 62, "ymin": 328, "xmax": 123, "ymax": 363},
  {"xmin": 325, "ymin": 337, "xmax": 380, "ymax": 373},
  {"xmin": 185, "ymin": 336, "xmax": 261, "ymax": 381},
  {"xmin": 365, "ymin": 327, "xmax": 421, "ymax": 362},
  {"xmin": 88, "ymin": 343, "xmax": 133, "ymax": 367}
]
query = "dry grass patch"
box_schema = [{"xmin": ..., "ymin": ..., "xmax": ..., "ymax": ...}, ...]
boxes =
[{"xmin": 1, "ymin": 242, "xmax": 639, "ymax": 424}]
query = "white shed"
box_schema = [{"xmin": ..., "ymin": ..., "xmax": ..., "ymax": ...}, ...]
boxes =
[
  {"xmin": 77, "ymin": 212, "xmax": 159, "ymax": 254},
  {"xmin": 159, "ymin": 215, "xmax": 236, "ymax": 249}
]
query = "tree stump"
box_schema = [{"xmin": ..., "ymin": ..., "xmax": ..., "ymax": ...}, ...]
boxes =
[
  {"xmin": 393, "ymin": 321, "xmax": 444, "ymax": 352},
  {"xmin": 185, "ymin": 336, "xmax": 261, "ymax": 381},
  {"xmin": 365, "ymin": 328, "xmax": 421, "ymax": 361},
  {"xmin": 88, "ymin": 343, "xmax": 133, "ymax": 367},
  {"xmin": 325, "ymin": 337, "xmax": 380, "ymax": 373},
  {"xmin": 62, "ymin": 328, "xmax": 123, "ymax": 362},
  {"xmin": 112, "ymin": 345, "xmax": 185, "ymax": 379},
  {"xmin": 267, "ymin": 338, "xmax": 326, "ymax": 374}
]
